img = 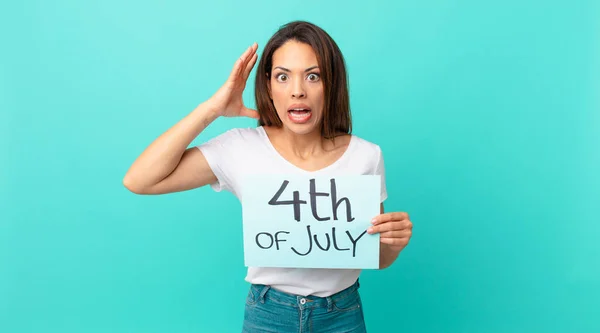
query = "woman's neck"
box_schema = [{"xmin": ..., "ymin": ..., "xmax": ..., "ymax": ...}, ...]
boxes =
[{"xmin": 267, "ymin": 126, "xmax": 327, "ymax": 160}]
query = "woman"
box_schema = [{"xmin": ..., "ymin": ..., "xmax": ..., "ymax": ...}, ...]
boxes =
[{"xmin": 123, "ymin": 21, "xmax": 413, "ymax": 333}]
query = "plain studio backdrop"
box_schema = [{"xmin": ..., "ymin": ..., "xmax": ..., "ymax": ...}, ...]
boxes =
[{"xmin": 1, "ymin": 1, "xmax": 599, "ymax": 332}]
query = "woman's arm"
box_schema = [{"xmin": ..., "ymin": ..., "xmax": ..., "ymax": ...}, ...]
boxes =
[
  {"xmin": 122, "ymin": 102, "xmax": 220, "ymax": 194},
  {"xmin": 123, "ymin": 43, "xmax": 260, "ymax": 195}
]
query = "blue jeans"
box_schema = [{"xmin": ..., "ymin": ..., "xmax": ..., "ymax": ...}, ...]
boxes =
[{"xmin": 242, "ymin": 279, "xmax": 366, "ymax": 333}]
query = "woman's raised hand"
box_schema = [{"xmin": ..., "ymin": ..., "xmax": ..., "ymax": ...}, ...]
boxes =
[{"xmin": 209, "ymin": 43, "xmax": 260, "ymax": 119}]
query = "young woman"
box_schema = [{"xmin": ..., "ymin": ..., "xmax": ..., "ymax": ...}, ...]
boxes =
[{"xmin": 123, "ymin": 20, "xmax": 413, "ymax": 333}]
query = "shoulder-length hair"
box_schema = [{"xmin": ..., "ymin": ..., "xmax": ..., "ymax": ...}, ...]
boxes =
[{"xmin": 254, "ymin": 21, "xmax": 352, "ymax": 139}]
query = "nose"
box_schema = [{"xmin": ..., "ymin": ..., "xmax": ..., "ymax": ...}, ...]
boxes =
[{"xmin": 291, "ymin": 78, "xmax": 306, "ymax": 98}]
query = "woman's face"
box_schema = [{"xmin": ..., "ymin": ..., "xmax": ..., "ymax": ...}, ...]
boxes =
[{"xmin": 268, "ymin": 40, "xmax": 324, "ymax": 136}]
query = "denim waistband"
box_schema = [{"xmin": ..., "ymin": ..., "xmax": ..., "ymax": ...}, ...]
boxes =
[{"xmin": 249, "ymin": 279, "xmax": 360, "ymax": 310}]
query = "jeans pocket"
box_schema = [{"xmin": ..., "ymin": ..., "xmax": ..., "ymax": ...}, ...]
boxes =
[
  {"xmin": 332, "ymin": 290, "xmax": 362, "ymax": 312},
  {"xmin": 245, "ymin": 286, "xmax": 258, "ymax": 306}
]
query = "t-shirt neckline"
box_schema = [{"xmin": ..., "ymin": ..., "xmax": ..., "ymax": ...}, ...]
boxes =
[{"xmin": 257, "ymin": 126, "xmax": 355, "ymax": 174}]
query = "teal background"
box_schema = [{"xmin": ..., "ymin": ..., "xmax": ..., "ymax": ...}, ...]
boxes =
[{"xmin": 2, "ymin": 0, "xmax": 599, "ymax": 332}]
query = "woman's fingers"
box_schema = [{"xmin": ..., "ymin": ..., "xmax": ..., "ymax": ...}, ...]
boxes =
[
  {"xmin": 243, "ymin": 52, "xmax": 258, "ymax": 81},
  {"xmin": 217, "ymin": 44, "xmax": 259, "ymax": 118},
  {"xmin": 228, "ymin": 57, "xmax": 245, "ymax": 84},
  {"xmin": 367, "ymin": 221, "xmax": 405, "ymax": 234},
  {"xmin": 241, "ymin": 43, "xmax": 258, "ymax": 80},
  {"xmin": 240, "ymin": 44, "xmax": 254, "ymax": 62},
  {"xmin": 378, "ymin": 230, "xmax": 412, "ymax": 239},
  {"xmin": 239, "ymin": 43, "xmax": 256, "ymax": 71},
  {"xmin": 380, "ymin": 237, "xmax": 410, "ymax": 247},
  {"xmin": 228, "ymin": 44, "xmax": 255, "ymax": 83}
]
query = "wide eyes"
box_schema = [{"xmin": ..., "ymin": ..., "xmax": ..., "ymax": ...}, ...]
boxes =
[
  {"xmin": 307, "ymin": 73, "xmax": 320, "ymax": 82},
  {"xmin": 275, "ymin": 72, "xmax": 320, "ymax": 83}
]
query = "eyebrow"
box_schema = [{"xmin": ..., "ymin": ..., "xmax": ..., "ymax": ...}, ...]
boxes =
[{"xmin": 273, "ymin": 66, "xmax": 319, "ymax": 72}]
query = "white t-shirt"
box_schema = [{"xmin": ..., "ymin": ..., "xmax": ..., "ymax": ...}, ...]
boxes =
[{"xmin": 196, "ymin": 126, "xmax": 387, "ymax": 297}]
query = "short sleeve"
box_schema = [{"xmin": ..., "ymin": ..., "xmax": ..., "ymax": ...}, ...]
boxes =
[
  {"xmin": 195, "ymin": 129, "xmax": 239, "ymax": 193},
  {"xmin": 375, "ymin": 146, "xmax": 388, "ymax": 203}
]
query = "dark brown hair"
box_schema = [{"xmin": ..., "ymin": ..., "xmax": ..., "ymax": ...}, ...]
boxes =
[{"xmin": 254, "ymin": 21, "xmax": 352, "ymax": 139}]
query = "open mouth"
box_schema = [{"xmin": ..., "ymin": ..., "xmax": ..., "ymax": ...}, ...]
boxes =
[{"xmin": 287, "ymin": 107, "xmax": 312, "ymax": 123}]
